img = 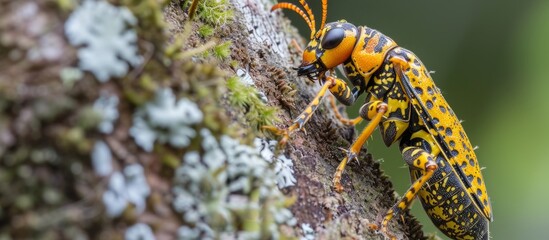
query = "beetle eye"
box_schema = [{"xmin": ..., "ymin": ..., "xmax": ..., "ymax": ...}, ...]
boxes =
[{"xmin": 321, "ymin": 28, "xmax": 345, "ymax": 49}]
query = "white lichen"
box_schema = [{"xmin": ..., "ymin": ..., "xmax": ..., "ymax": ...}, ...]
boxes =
[
  {"xmin": 236, "ymin": 68, "xmax": 254, "ymax": 86},
  {"xmin": 93, "ymin": 91, "xmax": 119, "ymax": 134},
  {"xmin": 233, "ymin": 0, "xmax": 290, "ymax": 57},
  {"xmin": 65, "ymin": 0, "xmax": 142, "ymax": 82},
  {"xmin": 300, "ymin": 223, "xmax": 315, "ymax": 240},
  {"xmin": 103, "ymin": 172, "xmax": 127, "ymax": 217},
  {"xmin": 103, "ymin": 164, "xmax": 150, "ymax": 217},
  {"xmin": 130, "ymin": 88, "xmax": 203, "ymax": 152},
  {"xmin": 254, "ymin": 138, "xmax": 296, "ymax": 189},
  {"xmin": 173, "ymin": 130, "xmax": 296, "ymax": 239},
  {"xmin": 91, "ymin": 140, "xmax": 113, "ymax": 176},
  {"xmin": 125, "ymin": 223, "xmax": 155, "ymax": 240},
  {"xmin": 177, "ymin": 223, "xmax": 214, "ymax": 240},
  {"xmin": 124, "ymin": 164, "xmax": 151, "ymax": 213}
]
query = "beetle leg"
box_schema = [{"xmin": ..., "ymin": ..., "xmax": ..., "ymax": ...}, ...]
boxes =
[
  {"xmin": 326, "ymin": 75, "xmax": 356, "ymax": 106},
  {"xmin": 332, "ymin": 100, "xmax": 387, "ymax": 192},
  {"xmin": 263, "ymin": 78, "xmax": 334, "ymax": 147},
  {"xmin": 370, "ymin": 146, "xmax": 438, "ymax": 239},
  {"xmin": 329, "ymin": 94, "xmax": 362, "ymax": 126},
  {"xmin": 327, "ymin": 76, "xmax": 362, "ymax": 126}
]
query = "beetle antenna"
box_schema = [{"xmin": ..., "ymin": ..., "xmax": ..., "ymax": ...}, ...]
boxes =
[
  {"xmin": 320, "ymin": 0, "xmax": 328, "ymax": 30},
  {"xmin": 298, "ymin": 0, "xmax": 316, "ymax": 37},
  {"xmin": 272, "ymin": 2, "xmax": 315, "ymax": 39}
]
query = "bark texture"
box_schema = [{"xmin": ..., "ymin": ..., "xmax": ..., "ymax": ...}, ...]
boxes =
[{"xmin": 0, "ymin": 0, "xmax": 428, "ymax": 239}]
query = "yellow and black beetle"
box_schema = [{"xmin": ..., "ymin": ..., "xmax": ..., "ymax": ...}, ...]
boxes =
[{"xmin": 265, "ymin": 0, "xmax": 493, "ymax": 239}]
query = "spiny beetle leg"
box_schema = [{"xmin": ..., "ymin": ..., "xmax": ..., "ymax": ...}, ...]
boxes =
[
  {"xmin": 328, "ymin": 94, "xmax": 362, "ymax": 126},
  {"xmin": 262, "ymin": 125, "xmax": 293, "ymax": 149},
  {"xmin": 332, "ymin": 101, "xmax": 387, "ymax": 193},
  {"xmin": 370, "ymin": 146, "xmax": 438, "ymax": 238},
  {"xmin": 262, "ymin": 79, "xmax": 334, "ymax": 149}
]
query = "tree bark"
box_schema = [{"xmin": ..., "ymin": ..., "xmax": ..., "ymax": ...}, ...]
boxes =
[
  {"xmin": 0, "ymin": 0, "xmax": 428, "ymax": 239},
  {"xmin": 231, "ymin": 0, "xmax": 427, "ymax": 239}
]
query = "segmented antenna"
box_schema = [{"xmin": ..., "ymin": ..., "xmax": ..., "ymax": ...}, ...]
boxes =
[
  {"xmin": 320, "ymin": 0, "xmax": 328, "ymax": 30},
  {"xmin": 272, "ymin": 0, "xmax": 327, "ymax": 39},
  {"xmin": 298, "ymin": 0, "xmax": 316, "ymax": 36}
]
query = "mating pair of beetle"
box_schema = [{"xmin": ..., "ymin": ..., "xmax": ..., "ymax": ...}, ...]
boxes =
[{"xmin": 265, "ymin": 0, "xmax": 493, "ymax": 239}]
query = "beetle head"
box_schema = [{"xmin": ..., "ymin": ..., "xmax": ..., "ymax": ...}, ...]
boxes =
[
  {"xmin": 272, "ymin": 0, "xmax": 357, "ymax": 80},
  {"xmin": 298, "ymin": 21, "xmax": 358, "ymax": 79}
]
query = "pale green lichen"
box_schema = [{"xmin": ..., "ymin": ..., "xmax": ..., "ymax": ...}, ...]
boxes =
[
  {"xmin": 59, "ymin": 67, "xmax": 84, "ymax": 87},
  {"xmin": 254, "ymin": 138, "xmax": 296, "ymax": 188},
  {"xmin": 129, "ymin": 88, "xmax": 203, "ymax": 152},
  {"xmin": 301, "ymin": 223, "xmax": 315, "ymax": 240},
  {"xmin": 125, "ymin": 223, "xmax": 155, "ymax": 240},
  {"xmin": 173, "ymin": 129, "xmax": 296, "ymax": 239},
  {"xmin": 93, "ymin": 91, "xmax": 119, "ymax": 134},
  {"xmin": 64, "ymin": 0, "xmax": 142, "ymax": 82},
  {"xmin": 102, "ymin": 164, "xmax": 151, "ymax": 217},
  {"xmin": 91, "ymin": 140, "xmax": 112, "ymax": 177}
]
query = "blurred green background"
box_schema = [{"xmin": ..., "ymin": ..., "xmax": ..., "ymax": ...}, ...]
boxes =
[{"xmin": 287, "ymin": 0, "xmax": 549, "ymax": 239}]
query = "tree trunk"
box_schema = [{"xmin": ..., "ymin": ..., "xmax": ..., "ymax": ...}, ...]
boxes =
[{"xmin": 0, "ymin": 0, "xmax": 428, "ymax": 239}]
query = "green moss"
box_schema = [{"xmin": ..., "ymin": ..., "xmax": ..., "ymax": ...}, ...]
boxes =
[
  {"xmin": 249, "ymin": 104, "xmax": 279, "ymax": 128},
  {"xmin": 229, "ymin": 60, "xmax": 239, "ymax": 69},
  {"xmin": 166, "ymin": 22, "xmax": 218, "ymax": 60},
  {"xmin": 161, "ymin": 152, "xmax": 181, "ymax": 169},
  {"xmin": 213, "ymin": 41, "xmax": 232, "ymax": 60},
  {"xmin": 198, "ymin": 24, "xmax": 215, "ymax": 38},
  {"xmin": 55, "ymin": 0, "xmax": 78, "ymax": 11},
  {"xmin": 226, "ymin": 76, "xmax": 255, "ymax": 107},
  {"xmin": 194, "ymin": 0, "xmax": 234, "ymax": 27},
  {"xmin": 226, "ymin": 76, "xmax": 280, "ymax": 129}
]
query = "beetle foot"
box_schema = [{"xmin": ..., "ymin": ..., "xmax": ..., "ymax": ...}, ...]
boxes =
[
  {"xmin": 332, "ymin": 147, "xmax": 360, "ymax": 193},
  {"xmin": 262, "ymin": 125, "xmax": 290, "ymax": 145},
  {"xmin": 369, "ymin": 223, "xmax": 396, "ymax": 240}
]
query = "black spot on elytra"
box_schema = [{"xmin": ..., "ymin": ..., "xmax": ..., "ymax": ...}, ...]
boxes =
[
  {"xmin": 427, "ymin": 86, "xmax": 434, "ymax": 95},
  {"xmin": 449, "ymin": 140, "xmax": 456, "ymax": 147},
  {"xmin": 445, "ymin": 128, "xmax": 453, "ymax": 136},
  {"xmin": 477, "ymin": 177, "xmax": 482, "ymax": 185},
  {"xmin": 412, "ymin": 68, "xmax": 419, "ymax": 77},
  {"xmin": 469, "ymin": 158, "xmax": 476, "ymax": 166},
  {"xmin": 477, "ymin": 189, "xmax": 483, "ymax": 196},
  {"xmin": 439, "ymin": 105, "xmax": 447, "ymax": 113},
  {"xmin": 426, "ymin": 100, "xmax": 433, "ymax": 109},
  {"xmin": 451, "ymin": 150, "xmax": 459, "ymax": 157},
  {"xmin": 415, "ymin": 87, "xmax": 423, "ymax": 95},
  {"xmin": 432, "ymin": 118, "xmax": 439, "ymax": 125}
]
